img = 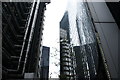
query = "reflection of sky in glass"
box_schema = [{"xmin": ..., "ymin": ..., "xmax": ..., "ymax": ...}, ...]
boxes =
[
  {"xmin": 68, "ymin": 0, "xmax": 80, "ymax": 46},
  {"xmin": 68, "ymin": 0, "xmax": 95, "ymax": 46},
  {"xmin": 67, "ymin": 0, "xmax": 98, "ymax": 78},
  {"xmin": 77, "ymin": 2, "xmax": 95, "ymax": 45}
]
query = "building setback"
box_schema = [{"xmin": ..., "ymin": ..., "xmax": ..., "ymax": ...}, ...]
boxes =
[
  {"xmin": 2, "ymin": 1, "xmax": 50, "ymax": 79},
  {"xmin": 40, "ymin": 46, "xmax": 50, "ymax": 80}
]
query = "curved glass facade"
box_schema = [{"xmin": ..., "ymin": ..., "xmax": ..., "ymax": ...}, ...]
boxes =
[{"xmin": 67, "ymin": 0, "xmax": 99, "ymax": 79}]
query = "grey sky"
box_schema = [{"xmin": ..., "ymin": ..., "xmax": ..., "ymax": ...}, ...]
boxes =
[{"xmin": 43, "ymin": 0, "xmax": 68, "ymax": 78}]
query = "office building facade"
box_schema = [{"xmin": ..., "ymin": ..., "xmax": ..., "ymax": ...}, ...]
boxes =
[
  {"xmin": 60, "ymin": 12, "xmax": 76, "ymax": 80},
  {"xmin": 86, "ymin": 1, "xmax": 120, "ymax": 79},
  {"xmin": 60, "ymin": 39, "xmax": 76, "ymax": 80},
  {"xmin": 2, "ymin": 1, "xmax": 50, "ymax": 79},
  {"xmin": 60, "ymin": 0, "xmax": 120, "ymax": 79},
  {"xmin": 40, "ymin": 46, "xmax": 50, "ymax": 80}
]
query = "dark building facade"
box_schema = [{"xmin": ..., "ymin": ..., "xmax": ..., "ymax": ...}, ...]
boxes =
[
  {"xmin": 40, "ymin": 46, "xmax": 50, "ymax": 80},
  {"xmin": 87, "ymin": 2, "xmax": 120, "ymax": 79},
  {"xmin": 60, "ymin": 39, "xmax": 76, "ymax": 80},
  {"xmin": 60, "ymin": 0, "xmax": 120, "ymax": 80},
  {"xmin": 60, "ymin": 12, "xmax": 76, "ymax": 80},
  {"xmin": 2, "ymin": 1, "xmax": 50, "ymax": 79}
]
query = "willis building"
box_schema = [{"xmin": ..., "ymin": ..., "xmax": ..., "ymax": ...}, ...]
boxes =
[
  {"xmin": 1, "ymin": 0, "xmax": 50, "ymax": 79},
  {"xmin": 60, "ymin": 0, "xmax": 120, "ymax": 80}
]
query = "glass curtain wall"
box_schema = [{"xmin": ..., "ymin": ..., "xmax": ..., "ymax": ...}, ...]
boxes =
[{"xmin": 67, "ymin": 0, "xmax": 99, "ymax": 79}]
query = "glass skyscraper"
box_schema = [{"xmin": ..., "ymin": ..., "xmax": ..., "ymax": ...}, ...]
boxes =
[{"xmin": 60, "ymin": 0, "xmax": 111, "ymax": 79}]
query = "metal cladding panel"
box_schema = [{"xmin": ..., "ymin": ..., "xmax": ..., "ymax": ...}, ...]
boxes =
[
  {"xmin": 95, "ymin": 23, "xmax": 119, "ymax": 78},
  {"xmin": 87, "ymin": 2, "xmax": 119, "ymax": 78},
  {"xmin": 106, "ymin": 2, "xmax": 120, "ymax": 29},
  {"xmin": 88, "ymin": 2, "xmax": 115, "ymax": 22}
]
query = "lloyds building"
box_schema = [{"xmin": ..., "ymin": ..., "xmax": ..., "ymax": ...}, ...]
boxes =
[
  {"xmin": 60, "ymin": 0, "xmax": 120, "ymax": 80},
  {"xmin": 2, "ymin": 0, "xmax": 50, "ymax": 79}
]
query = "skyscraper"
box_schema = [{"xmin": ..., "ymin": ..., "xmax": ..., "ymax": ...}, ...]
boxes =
[
  {"xmin": 60, "ymin": 0, "xmax": 119, "ymax": 80},
  {"xmin": 40, "ymin": 46, "xmax": 50, "ymax": 80},
  {"xmin": 60, "ymin": 12, "xmax": 76, "ymax": 80},
  {"xmin": 2, "ymin": 1, "xmax": 50, "ymax": 79}
]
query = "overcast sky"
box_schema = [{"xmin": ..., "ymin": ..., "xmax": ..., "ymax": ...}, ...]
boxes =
[{"xmin": 43, "ymin": 0, "xmax": 68, "ymax": 78}]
